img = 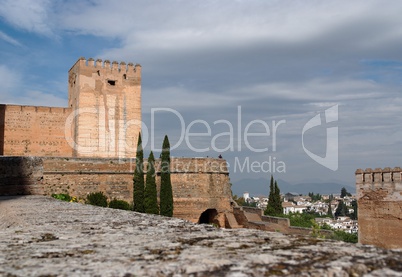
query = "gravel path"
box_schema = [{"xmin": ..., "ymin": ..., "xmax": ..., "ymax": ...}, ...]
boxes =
[{"xmin": 0, "ymin": 195, "xmax": 401, "ymax": 276}]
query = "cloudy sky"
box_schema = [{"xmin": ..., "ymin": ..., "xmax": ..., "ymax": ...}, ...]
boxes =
[{"xmin": 1, "ymin": 0, "xmax": 401, "ymax": 186}]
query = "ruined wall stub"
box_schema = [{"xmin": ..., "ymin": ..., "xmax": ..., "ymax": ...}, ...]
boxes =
[
  {"xmin": 68, "ymin": 57, "xmax": 142, "ymax": 158},
  {"xmin": 356, "ymin": 167, "xmax": 402, "ymax": 249}
]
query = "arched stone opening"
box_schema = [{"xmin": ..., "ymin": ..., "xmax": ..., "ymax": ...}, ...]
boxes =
[{"xmin": 198, "ymin": 208, "xmax": 218, "ymax": 225}]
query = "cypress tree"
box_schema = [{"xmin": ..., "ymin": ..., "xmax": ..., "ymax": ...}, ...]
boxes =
[
  {"xmin": 335, "ymin": 200, "xmax": 347, "ymax": 218},
  {"xmin": 160, "ymin": 135, "xmax": 173, "ymax": 217},
  {"xmin": 274, "ymin": 180, "xmax": 282, "ymax": 214},
  {"xmin": 327, "ymin": 202, "xmax": 333, "ymax": 218},
  {"xmin": 268, "ymin": 175, "xmax": 274, "ymax": 203},
  {"xmin": 144, "ymin": 151, "xmax": 159, "ymax": 215},
  {"xmin": 265, "ymin": 175, "xmax": 276, "ymax": 215},
  {"xmin": 340, "ymin": 187, "xmax": 347, "ymax": 198},
  {"xmin": 133, "ymin": 133, "xmax": 145, "ymax": 212}
]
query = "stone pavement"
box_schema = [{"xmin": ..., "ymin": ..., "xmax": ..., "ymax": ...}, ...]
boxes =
[{"xmin": 0, "ymin": 196, "xmax": 401, "ymax": 277}]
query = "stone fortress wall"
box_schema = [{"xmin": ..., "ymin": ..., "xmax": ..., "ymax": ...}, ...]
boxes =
[
  {"xmin": 0, "ymin": 57, "xmax": 235, "ymax": 227},
  {"xmin": 355, "ymin": 167, "xmax": 402, "ymax": 249},
  {"xmin": 0, "ymin": 156, "xmax": 232, "ymax": 225}
]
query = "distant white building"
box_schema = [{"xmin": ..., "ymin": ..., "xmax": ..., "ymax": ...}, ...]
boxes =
[
  {"xmin": 243, "ymin": 192, "xmax": 250, "ymax": 201},
  {"xmin": 282, "ymin": 202, "xmax": 308, "ymax": 214},
  {"xmin": 315, "ymin": 216, "xmax": 358, "ymax": 234}
]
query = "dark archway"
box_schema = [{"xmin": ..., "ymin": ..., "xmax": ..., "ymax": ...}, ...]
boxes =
[{"xmin": 198, "ymin": 208, "xmax": 218, "ymax": 224}]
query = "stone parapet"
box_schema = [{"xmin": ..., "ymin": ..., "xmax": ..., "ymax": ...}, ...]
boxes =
[{"xmin": 2, "ymin": 196, "xmax": 401, "ymax": 276}]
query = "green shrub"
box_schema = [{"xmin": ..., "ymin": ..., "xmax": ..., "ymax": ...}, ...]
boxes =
[
  {"xmin": 86, "ymin": 192, "xmax": 108, "ymax": 207},
  {"xmin": 109, "ymin": 199, "xmax": 131, "ymax": 210},
  {"xmin": 330, "ymin": 230, "xmax": 358, "ymax": 243},
  {"xmin": 52, "ymin": 193, "xmax": 72, "ymax": 202}
]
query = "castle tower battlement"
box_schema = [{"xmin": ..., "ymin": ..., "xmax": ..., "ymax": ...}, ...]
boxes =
[
  {"xmin": 355, "ymin": 167, "xmax": 402, "ymax": 249},
  {"xmin": 355, "ymin": 167, "xmax": 402, "ymax": 201},
  {"xmin": 70, "ymin": 57, "xmax": 141, "ymax": 77}
]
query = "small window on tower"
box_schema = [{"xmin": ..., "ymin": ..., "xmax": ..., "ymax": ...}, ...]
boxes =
[{"xmin": 108, "ymin": 80, "xmax": 116, "ymax": 86}]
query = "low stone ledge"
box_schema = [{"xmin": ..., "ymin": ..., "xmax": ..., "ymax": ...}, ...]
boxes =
[{"xmin": 0, "ymin": 196, "xmax": 401, "ymax": 276}]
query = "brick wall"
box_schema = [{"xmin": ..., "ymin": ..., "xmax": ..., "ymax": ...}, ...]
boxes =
[{"xmin": 0, "ymin": 105, "xmax": 72, "ymax": 157}]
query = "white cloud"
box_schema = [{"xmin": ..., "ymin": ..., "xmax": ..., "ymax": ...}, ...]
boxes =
[
  {"xmin": 0, "ymin": 0, "xmax": 54, "ymax": 36},
  {"xmin": 57, "ymin": 1, "xmax": 402, "ymax": 54},
  {"xmin": 243, "ymin": 78, "xmax": 385, "ymax": 102},
  {"xmin": 0, "ymin": 31, "xmax": 22, "ymax": 46},
  {"xmin": 0, "ymin": 65, "xmax": 20, "ymax": 92}
]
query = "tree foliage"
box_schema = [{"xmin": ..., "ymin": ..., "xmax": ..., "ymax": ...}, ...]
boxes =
[
  {"xmin": 160, "ymin": 135, "xmax": 173, "ymax": 217},
  {"xmin": 86, "ymin": 191, "xmax": 108, "ymax": 207},
  {"xmin": 308, "ymin": 192, "xmax": 322, "ymax": 201},
  {"xmin": 133, "ymin": 133, "xmax": 145, "ymax": 213},
  {"xmin": 334, "ymin": 200, "xmax": 349, "ymax": 218},
  {"xmin": 274, "ymin": 181, "xmax": 282, "ymax": 213},
  {"xmin": 109, "ymin": 199, "xmax": 131, "ymax": 210},
  {"xmin": 327, "ymin": 202, "xmax": 333, "ymax": 218},
  {"xmin": 340, "ymin": 187, "xmax": 351, "ymax": 198},
  {"xmin": 275, "ymin": 212, "xmax": 358, "ymax": 243},
  {"xmin": 350, "ymin": 200, "xmax": 358, "ymax": 220},
  {"xmin": 244, "ymin": 199, "xmax": 257, "ymax": 207},
  {"xmin": 331, "ymin": 230, "xmax": 358, "ymax": 243},
  {"xmin": 265, "ymin": 175, "xmax": 282, "ymax": 216},
  {"xmin": 232, "ymin": 195, "xmax": 245, "ymax": 206},
  {"xmin": 277, "ymin": 212, "xmax": 319, "ymax": 228},
  {"xmin": 144, "ymin": 151, "xmax": 159, "ymax": 215}
]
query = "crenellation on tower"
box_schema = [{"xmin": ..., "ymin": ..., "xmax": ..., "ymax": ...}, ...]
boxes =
[
  {"xmin": 88, "ymin": 57, "xmax": 95, "ymax": 66},
  {"xmin": 69, "ymin": 57, "xmax": 141, "ymax": 79},
  {"xmin": 112, "ymin": 61, "xmax": 119, "ymax": 71},
  {"xmin": 356, "ymin": 167, "xmax": 402, "ymax": 196}
]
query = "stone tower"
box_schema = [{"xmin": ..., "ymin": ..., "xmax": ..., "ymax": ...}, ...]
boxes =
[
  {"xmin": 67, "ymin": 57, "xmax": 141, "ymax": 158},
  {"xmin": 355, "ymin": 167, "xmax": 402, "ymax": 249}
]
